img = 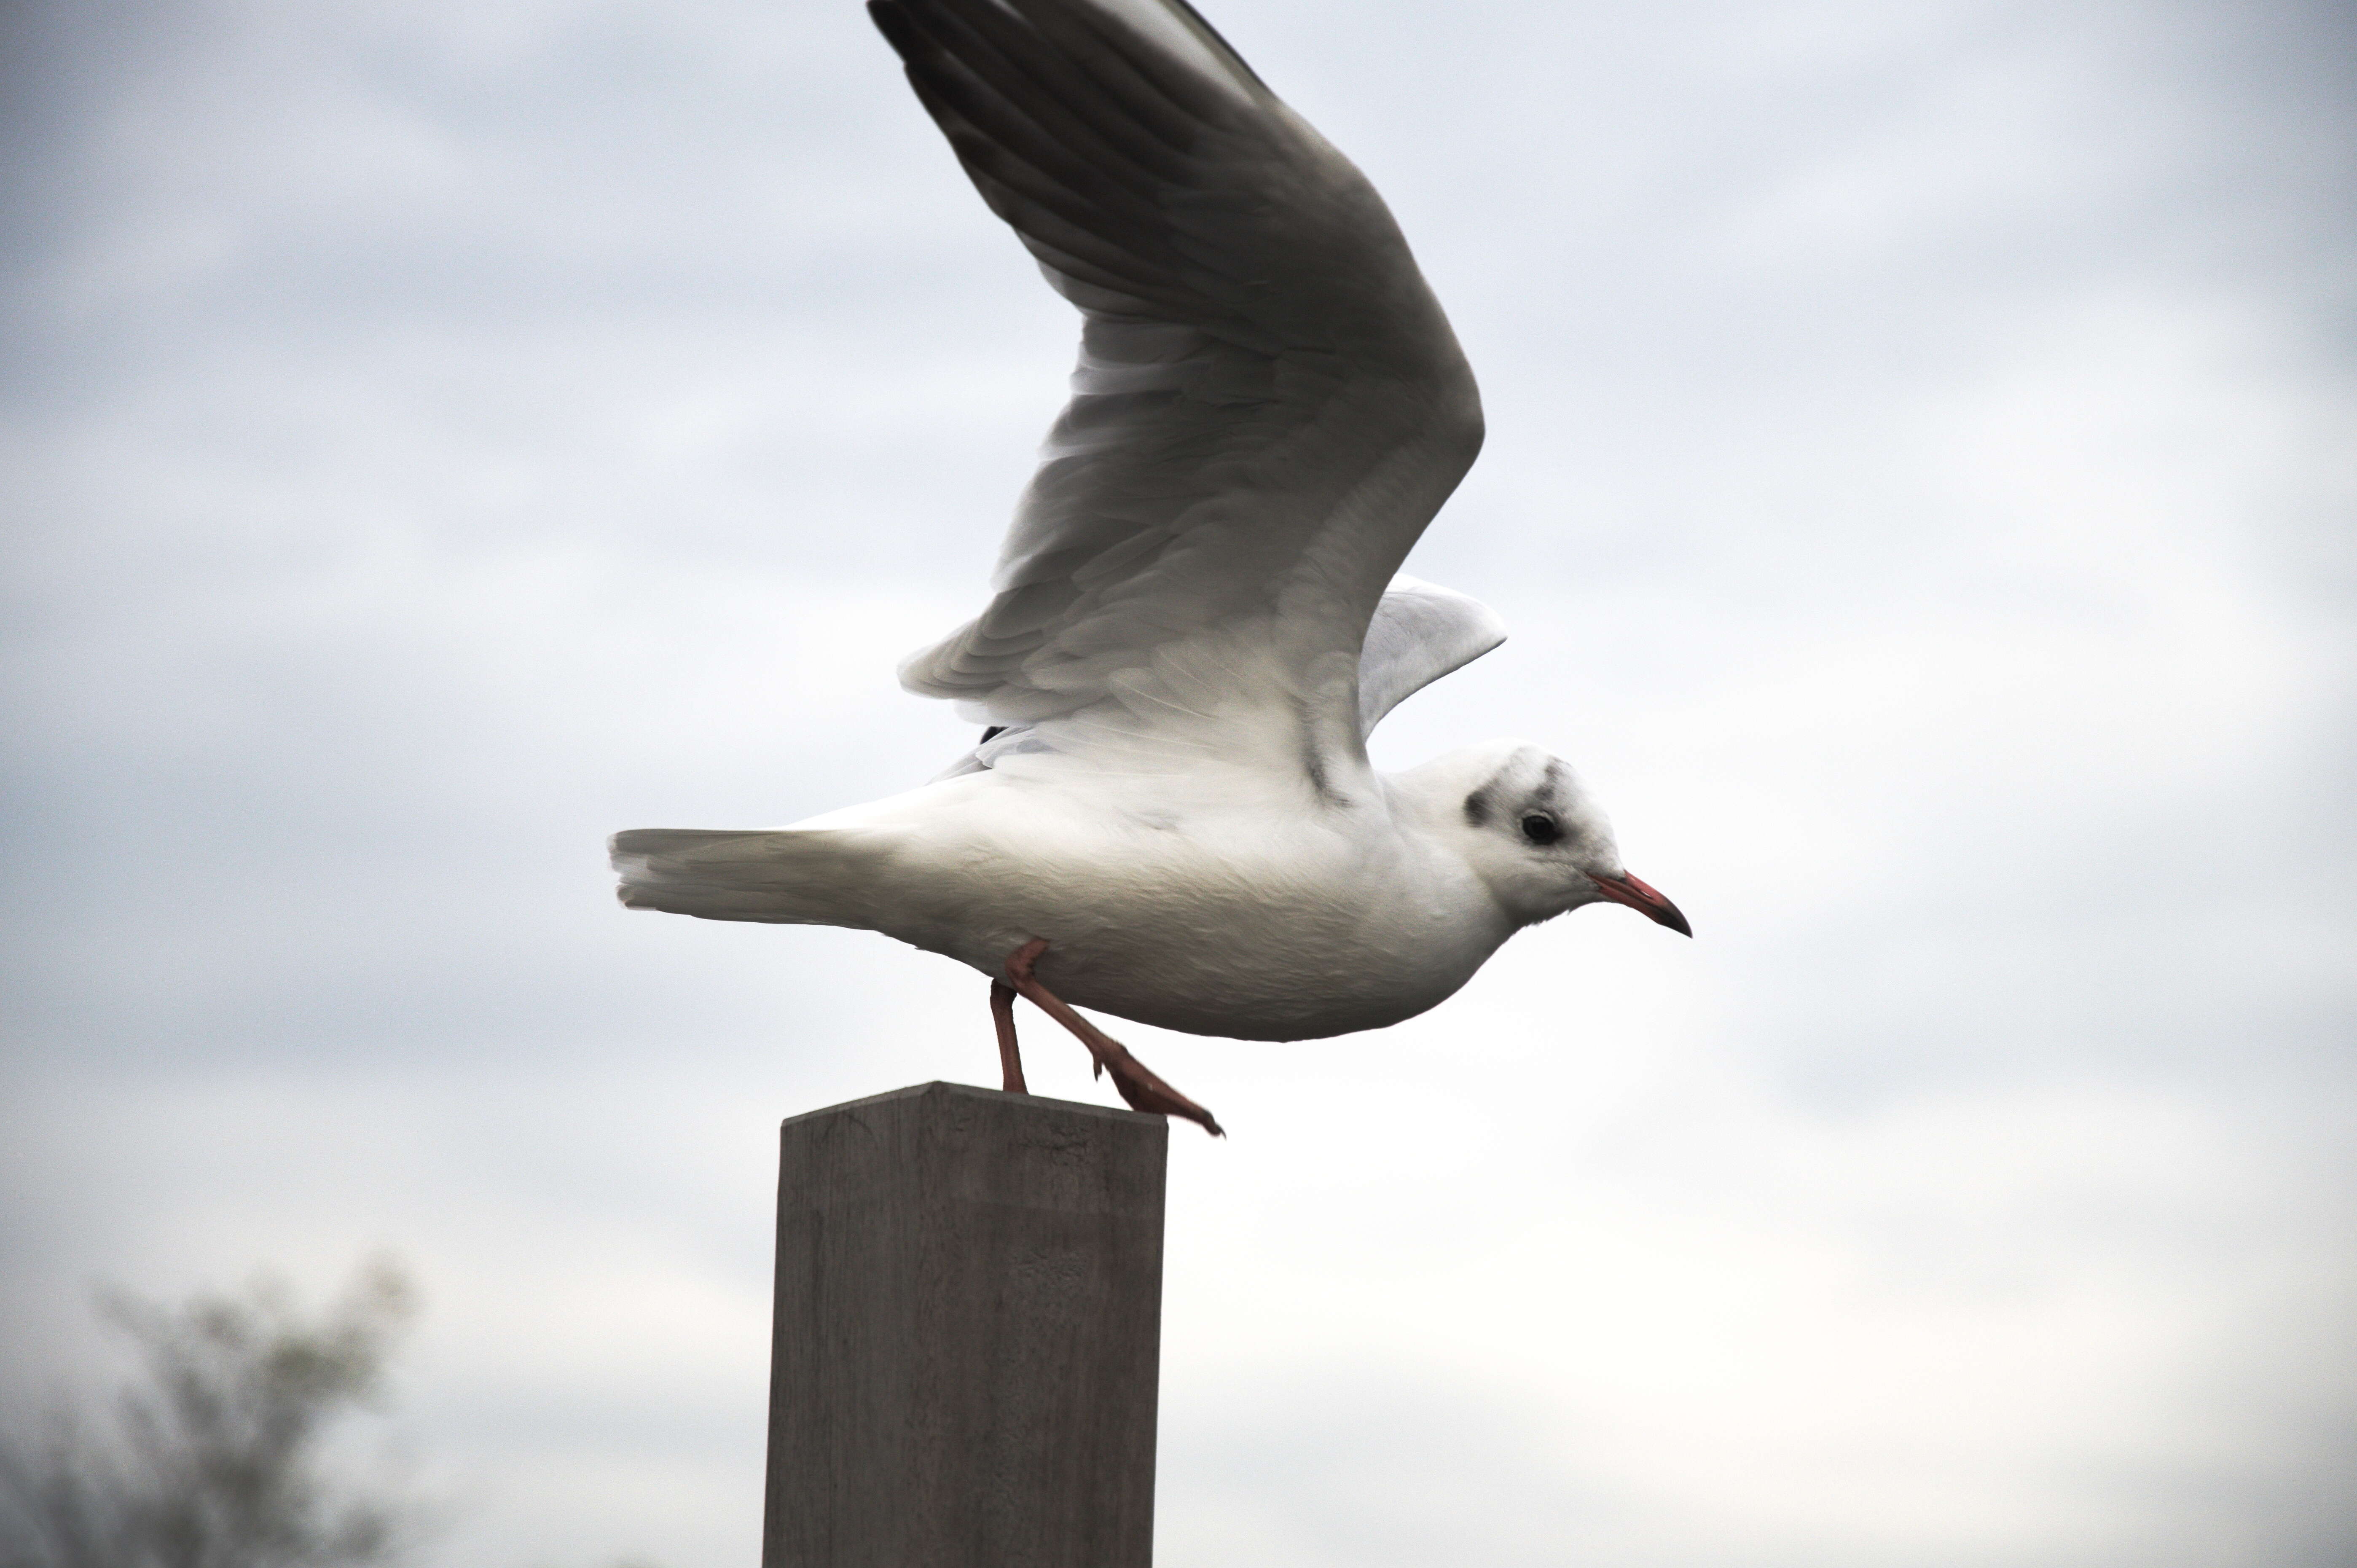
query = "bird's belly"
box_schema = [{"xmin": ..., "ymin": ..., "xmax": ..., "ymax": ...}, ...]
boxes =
[
  {"xmin": 875, "ymin": 830, "xmax": 1507, "ymax": 1042},
  {"xmin": 1051, "ymin": 937, "xmax": 1466, "ymax": 1041}
]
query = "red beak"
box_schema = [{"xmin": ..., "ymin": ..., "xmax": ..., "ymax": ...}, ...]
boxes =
[{"xmin": 1589, "ymin": 871, "xmax": 1692, "ymax": 937}]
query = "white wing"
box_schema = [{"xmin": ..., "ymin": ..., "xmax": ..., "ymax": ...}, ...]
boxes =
[
  {"xmin": 931, "ymin": 573, "xmax": 1505, "ymax": 779},
  {"xmin": 872, "ymin": 0, "xmax": 1484, "ymax": 792},
  {"xmin": 929, "ymin": 568, "xmax": 1499, "ymax": 778},
  {"xmin": 1356, "ymin": 576, "xmax": 1506, "ymax": 737}
]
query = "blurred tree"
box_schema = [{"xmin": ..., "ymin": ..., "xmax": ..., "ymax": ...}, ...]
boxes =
[{"xmin": 0, "ymin": 1261, "xmax": 420, "ymax": 1568}]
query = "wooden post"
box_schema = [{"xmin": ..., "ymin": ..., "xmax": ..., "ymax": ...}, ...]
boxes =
[{"xmin": 762, "ymin": 1082, "xmax": 1168, "ymax": 1568}]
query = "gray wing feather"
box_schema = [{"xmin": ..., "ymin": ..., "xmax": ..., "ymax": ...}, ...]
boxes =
[{"xmin": 870, "ymin": 0, "xmax": 1484, "ymax": 781}]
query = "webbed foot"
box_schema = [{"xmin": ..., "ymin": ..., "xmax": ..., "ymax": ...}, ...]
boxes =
[{"xmin": 1002, "ymin": 937, "xmax": 1224, "ymax": 1137}]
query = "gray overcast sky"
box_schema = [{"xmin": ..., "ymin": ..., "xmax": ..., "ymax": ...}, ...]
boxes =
[{"xmin": 3, "ymin": 0, "xmax": 2352, "ymax": 1564}]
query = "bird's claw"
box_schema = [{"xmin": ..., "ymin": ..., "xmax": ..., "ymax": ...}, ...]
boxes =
[{"xmin": 1001, "ymin": 937, "xmax": 1224, "ymax": 1137}]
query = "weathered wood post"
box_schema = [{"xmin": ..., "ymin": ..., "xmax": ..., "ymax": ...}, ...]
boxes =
[{"xmin": 762, "ymin": 1082, "xmax": 1169, "ymax": 1567}]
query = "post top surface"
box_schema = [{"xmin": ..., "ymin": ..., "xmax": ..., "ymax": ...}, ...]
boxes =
[{"xmin": 778, "ymin": 1080, "xmax": 1169, "ymax": 1133}]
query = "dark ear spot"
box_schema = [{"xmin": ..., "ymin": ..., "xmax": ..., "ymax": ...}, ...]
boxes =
[
  {"xmin": 1463, "ymin": 787, "xmax": 1493, "ymax": 827},
  {"xmin": 1536, "ymin": 759, "xmax": 1570, "ymax": 811}
]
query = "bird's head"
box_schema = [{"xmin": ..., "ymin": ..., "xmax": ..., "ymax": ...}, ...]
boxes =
[{"xmin": 1398, "ymin": 740, "xmax": 1691, "ymax": 935}]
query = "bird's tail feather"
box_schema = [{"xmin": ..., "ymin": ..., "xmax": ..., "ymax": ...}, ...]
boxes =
[{"xmin": 609, "ymin": 827, "xmax": 884, "ymax": 926}]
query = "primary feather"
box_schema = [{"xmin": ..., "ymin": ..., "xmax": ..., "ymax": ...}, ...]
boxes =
[{"xmin": 872, "ymin": 0, "xmax": 1485, "ymax": 787}]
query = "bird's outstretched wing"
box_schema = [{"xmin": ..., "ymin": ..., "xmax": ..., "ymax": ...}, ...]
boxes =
[
  {"xmin": 1354, "ymin": 576, "xmax": 1506, "ymax": 737},
  {"xmin": 872, "ymin": 0, "xmax": 1484, "ymax": 792}
]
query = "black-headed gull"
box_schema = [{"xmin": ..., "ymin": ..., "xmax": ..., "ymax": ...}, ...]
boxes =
[{"xmin": 611, "ymin": 0, "xmax": 1689, "ymax": 1136}]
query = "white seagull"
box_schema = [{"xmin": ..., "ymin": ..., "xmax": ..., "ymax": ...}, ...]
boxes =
[{"xmin": 611, "ymin": 0, "xmax": 1689, "ymax": 1136}]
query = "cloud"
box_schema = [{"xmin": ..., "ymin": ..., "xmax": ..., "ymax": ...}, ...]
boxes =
[{"xmin": 3, "ymin": 0, "xmax": 2351, "ymax": 1563}]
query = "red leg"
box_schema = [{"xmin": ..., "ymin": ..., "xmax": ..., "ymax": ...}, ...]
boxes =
[
  {"xmin": 990, "ymin": 980, "xmax": 1028, "ymax": 1095},
  {"xmin": 1003, "ymin": 938, "xmax": 1224, "ymax": 1137}
]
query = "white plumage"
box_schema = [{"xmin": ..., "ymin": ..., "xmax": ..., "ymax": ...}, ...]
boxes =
[{"xmin": 611, "ymin": 0, "xmax": 1688, "ymax": 1131}]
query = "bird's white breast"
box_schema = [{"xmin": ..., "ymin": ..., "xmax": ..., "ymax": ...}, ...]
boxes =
[{"xmin": 828, "ymin": 769, "xmax": 1514, "ymax": 1042}]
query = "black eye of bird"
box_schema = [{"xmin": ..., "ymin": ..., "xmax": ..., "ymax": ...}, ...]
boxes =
[{"xmin": 1519, "ymin": 813, "xmax": 1561, "ymax": 845}]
